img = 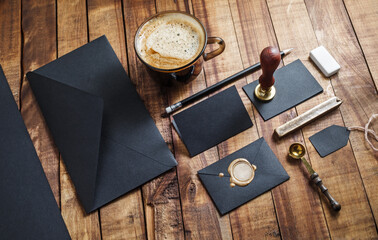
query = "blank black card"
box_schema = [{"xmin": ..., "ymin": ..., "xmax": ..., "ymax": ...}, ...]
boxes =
[
  {"xmin": 172, "ymin": 86, "xmax": 253, "ymax": 157},
  {"xmin": 243, "ymin": 60, "xmax": 323, "ymax": 121}
]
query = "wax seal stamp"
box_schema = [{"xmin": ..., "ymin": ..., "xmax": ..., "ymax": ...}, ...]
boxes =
[
  {"xmin": 227, "ymin": 158, "xmax": 257, "ymax": 187},
  {"xmin": 254, "ymin": 46, "xmax": 281, "ymax": 101},
  {"xmin": 288, "ymin": 142, "xmax": 341, "ymax": 211}
]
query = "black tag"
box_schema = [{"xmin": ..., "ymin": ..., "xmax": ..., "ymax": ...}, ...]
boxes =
[{"xmin": 309, "ymin": 125, "xmax": 350, "ymax": 157}]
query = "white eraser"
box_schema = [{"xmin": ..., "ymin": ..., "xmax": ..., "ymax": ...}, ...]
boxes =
[{"xmin": 310, "ymin": 46, "xmax": 340, "ymax": 77}]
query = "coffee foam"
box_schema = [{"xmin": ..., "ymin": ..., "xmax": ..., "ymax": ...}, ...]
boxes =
[{"xmin": 136, "ymin": 13, "xmax": 205, "ymax": 70}]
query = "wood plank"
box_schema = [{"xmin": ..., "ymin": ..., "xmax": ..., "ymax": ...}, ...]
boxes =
[
  {"xmin": 227, "ymin": 0, "xmax": 285, "ymax": 238},
  {"xmin": 21, "ymin": 0, "xmax": 60, "ymax": 206},
  {"xmin": 193, "ymin": 0, "xmax": 285, "ymax": 239},
  {"xmin": 57, "ymin": 0, "xmax": 87, "ymax": 56},
  {"xmin": 88, "ymin": 0, "xmax": 128, "ymax": 70},
  {"xmin": 0, "ymin": 0, "xmax": 21, "ymax": 107},
  {"xmin": 155, "ymin": 0, "xmax": 191, "ymax": 13},
  {"xmin": 268, "ymin": 0, "xmax": 378, "ymax": 238},
  {"xmin": 156, "ymin": 1, "xmax": 228, "ymax": 239},
  {"xmin": 155, "ymin": 0, "xmax": 235, "ymax": 239},
  {"xmin": 198, "ymin": 0, "xmax": 327, "ymax": 239},
  {"xmin": 86, "ymin": 0, "xmax": 146, "ymax": 239},
  {"xmin": 159, "ymin": 0, "xmax": 237, "ymax": 238},
  {"xmin": 228, "ymin": 0, "xmax": 330, "ymax": 238},
  {"xmin": 57, "ymin": 0, "xmax": 101, "ymax": 239},
  {"xmin": 304, "ymin": 0, "xmax": 378, "ymax": 234},
  {"xmin": 344, "ymin": 0, "xmax": 378, "ymax": 90},
  {"xmin": 123, "ymin": 1, "xmax": 185, "ymax": 239}
]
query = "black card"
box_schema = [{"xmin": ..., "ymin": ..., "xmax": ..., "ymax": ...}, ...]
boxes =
[
  {"xmin": 243, "ymin": 60, "xmax": 323, "ymax": 121},
  {"xmin": 0, "ymin": 66, "xmax": 70, "ymax": 239},
  {"xmin": 309, "ymin": 125, "xmax": 350, "ymax": 157},
  {"xmin": 26, "ymin": 36, "xmax": 177, "ymax": 213},
  {"xmin": 172, "ymin": 86, "xmax": 253, "ymax": 157},
  {"xmin": 198, "ymin": 137, "xmax": 289, "ymax": 215}
]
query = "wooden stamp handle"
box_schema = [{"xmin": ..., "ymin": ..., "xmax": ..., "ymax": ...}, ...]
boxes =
[
  {"xmin": 311, "ymin": 173, "xmax": 341, "ymax": 211},
  {"xmin": 259, "ymin": 46, "xmax": 281, "ymax": 90}
]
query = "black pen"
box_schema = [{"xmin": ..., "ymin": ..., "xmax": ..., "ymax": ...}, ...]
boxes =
[{"xmin": 161, "ymin": 48, "xmax": 293, "ymax": 117}]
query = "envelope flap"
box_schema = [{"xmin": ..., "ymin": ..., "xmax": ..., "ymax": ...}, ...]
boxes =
[
  {"xmin": 253, "ymin": 139, "xmax": 289, "ymax": 177},
  {"xmin": 91, "ymin": 136, "xmax": 177, "ymax": 211},
  {"xmin": 27, "ymin": 71, "xmax": 103, "ymax": 208}
]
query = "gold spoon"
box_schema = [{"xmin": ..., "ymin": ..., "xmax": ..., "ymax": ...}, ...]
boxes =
[{"xmin": 289, "ymin": 143, "xmax": 341, "ymax": 211}]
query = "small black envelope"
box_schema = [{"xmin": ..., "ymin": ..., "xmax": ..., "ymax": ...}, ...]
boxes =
[
  {"xmin": 26, "ymin": 36, "xmax": 177, "ymax": 213},
  {"xmin": 198, "ymin": 138, "xmax": 289, "ymax": 215}
]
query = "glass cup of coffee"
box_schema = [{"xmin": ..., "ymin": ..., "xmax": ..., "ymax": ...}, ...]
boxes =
[{"xmin": 134, "ymin": 11, "xmax": 225, "ymax": 84}]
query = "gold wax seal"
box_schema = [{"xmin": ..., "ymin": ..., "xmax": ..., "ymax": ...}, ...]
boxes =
[{"xmin": 227, "ymin": 158, "xmax": 256, "ymax": 187}]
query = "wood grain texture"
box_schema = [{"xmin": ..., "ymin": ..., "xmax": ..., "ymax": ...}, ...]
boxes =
[
  {"xmin": 304, "ymin": 0, "xmax": 378, "ymax": 234},
  {"xmin": 2, "ymin": 0, "xmax": 376, "ymax": 239},
  {"xmin": 268, "ymin": 0, "xmax": 378, "ymax": 239},
  {"xmin": 88, "ymin": 0, "xmax": 128, "ymax": 70},
  {"xmin": 57, "ymin": 0, "xmax": 101, "ymax": 239},
  {"xmin": 123, "ymin": 0, "xmax": 185, "ymax": 239},
  {"xmin": 153, "ymin": 0, "xmax": 235, "ymax": 239},
  {"xmin": 20, "ymin": 0, "xmax": 60, "ymax": 206},
  {"xmin": 86, "ymin": 0, "xmax": 146, "ymax": 239},
  {"xmin": 0, "ymin": 0, "xmax": 21, "ymax": 106},
  {"xmin": 344, "ymin": 0, "xmax": 378, "ymax": 90},
  {"xmin": 194, "ymin": 0, "xmax": 283, "ymax": 239},
  {"xmin": 264, "ymin": 129, "xmax": 330, "ymax": 240},
  {"xmin": 237, "ymin": 0, "xmax": 332, "ymax": 238},
  {"xmin": 232, "ymin": 0, "xmax": 331, "ymax": 239},
  {"xmin": 57, "ymin": 0, "xmax": 87, "ymax": 57},
  {"xmin": 156, "ymin": 0, "xmax": 191, "ymax": 13},
  {"xmin": 227, "ymin": 0, "xmax": 285, "ymax": 238}
]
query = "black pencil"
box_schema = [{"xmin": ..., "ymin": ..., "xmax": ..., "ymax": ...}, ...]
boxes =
[{"xmin": 161, "ymin": 48, "xmax": 293, "ymax": 117}]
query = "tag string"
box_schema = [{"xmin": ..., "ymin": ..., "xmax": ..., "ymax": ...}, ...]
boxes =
[{"xmin": 347, "ymin": 114, "xmax": 378, "ymax": 152}]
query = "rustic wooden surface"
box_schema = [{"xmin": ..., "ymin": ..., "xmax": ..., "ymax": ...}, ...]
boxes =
[{"xmin": 0, "ymin": 0, "xmax": 377, "ymax": 239}]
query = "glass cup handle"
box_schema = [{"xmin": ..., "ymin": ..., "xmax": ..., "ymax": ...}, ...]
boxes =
[{"xmin": 203, "ymin": 37, "xmax": 225, "ymax": 61}]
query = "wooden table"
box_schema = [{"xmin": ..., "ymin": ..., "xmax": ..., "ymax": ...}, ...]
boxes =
[{"xmin": 1, "ymin": 0, "xmax": 377, "ymax": 239}]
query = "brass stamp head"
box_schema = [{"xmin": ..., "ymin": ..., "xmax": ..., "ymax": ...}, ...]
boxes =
[
  {"xmin": 227, "ymin": 158, "xmax": 257, "ymax": 187},
  {"xmin": 254, "ymin": 84, "xmax": 276, "ymax": 101}
]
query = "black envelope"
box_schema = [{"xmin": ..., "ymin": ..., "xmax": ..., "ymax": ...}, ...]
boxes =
[
  {"xmin": 0, "ymin": 66, "xmax": 70, "ymax": 239},
  {"xmin": 198, "ymin": 138, "xmax": 289, "ymax": 215},
  {"xmin": 243, "ymin": 60, "xmax": 323, "ymax": 121},
  {"xmin": 26, "ymin": 36, "xmax": 177, "ymax": 213},
  {"xmin": 172, "ymin": 86, "xmax": 253, "ymax": 157}
]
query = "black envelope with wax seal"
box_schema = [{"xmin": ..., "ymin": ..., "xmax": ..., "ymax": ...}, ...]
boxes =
[
  {"xmin": 172, "ymin": 86, "xmax": 253, "ymax": 157},
  {"xmin": 0, "ymin": 65, "xmax": 70, "ymax": 239},
  {"xmin": 26, "ymin": 36, "xmax": 177, "ymax": 213},
  {"xmin": 198, "ymin": 137, "xmax": 289, "ymax": 215}
]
